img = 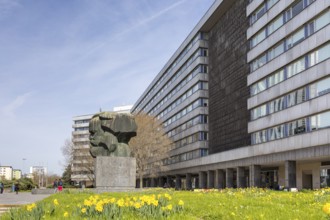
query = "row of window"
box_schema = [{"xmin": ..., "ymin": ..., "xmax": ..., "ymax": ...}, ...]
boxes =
[
  {"xmin": 250, "ymin": 0, "xmax": 315, "ymax": 48},
  {"xmin": 250, "ymin": 0, "xmax": 279, "ymax": 25},
  {"xmin": 163, "ymin": 149, "xmax": 208, "ymax": 165},
  {"xmin": 133, "ymin": 32, "xmax": 208, "ymax": 113},
  {"xmin": 251, "ymin": 76, "xmax": 330, "ymax": 120},
  {"xmin": 149, "ymin": 64, "xmax": 208, "ymax": 115},
  {"xmin": 251, "ymin": 110, "xmax": 330, "ymax": 144},
  {"xmin": 74, "ymin": 141, "xmax": 89, "ymax": 146},
  {"xmin": 251, "ymin": 8, "xmax": 329, "ymax": 72},
  {"xmin": 74, "ymin": 127, "xmax": 89, "ymax": 131},
  {"xmin": 251, "ymin": 41, "xmax": 330, "ymax": 96},
  {"xmin": 73, "ymin": 134, "xmax": 89, "ymax": 139},
  {"xmin": 74, "ymin": 119, "xmax": 90, "ymax": 124},
  {"xmin": 171, "ymin": 132, "xmax": 208, "ymax": 150},
  {"xmin": 167, "ymin": 115, "xmax": 208, "ymax": 138},
  {"xmin": 141, "ymin": 48, "xmax": 208, "ymax": 114},
  {"xmin": 158, "ymin": 81, "xmax": 208, "ymax": 119},
  {"xmin": 163, "ymin": 98, "xmax": 208, "ymax": 127}
]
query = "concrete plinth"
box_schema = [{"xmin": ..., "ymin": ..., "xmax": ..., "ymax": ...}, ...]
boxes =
[{"xmin": 95, "ymin": 156, "xmax": 136, "ymax": 190}]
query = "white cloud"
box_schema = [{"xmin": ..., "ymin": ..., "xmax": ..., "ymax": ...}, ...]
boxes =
[{"xmin": 1, "ymin": 91, "xmax": 34, "ymax": 117}]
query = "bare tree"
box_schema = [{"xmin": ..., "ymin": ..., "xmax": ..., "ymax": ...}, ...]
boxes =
[
  {"xmin": 61, "ymin": 138, "xmax": 74, "ymax": 167},
  {"xmin": 61, "ymin": 138, "xmax": 95, "ymax": 186},
  {"xmin": 130, "ymin": 112, "xmax": 172, "ymax": 188}
]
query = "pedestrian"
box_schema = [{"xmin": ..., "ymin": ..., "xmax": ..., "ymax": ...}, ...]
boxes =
[
  {"xmin": 0, "ymin": 182, "xmax": 4, "ymax": 194},
  {"xmin": 15, "ymin": 183, "xmax": 19, "ymax": 194},
  {"xmin": 12, "ymin": 183, "xmax": 15, "ymax": 192},
  {"xmin": 53, "ymin": 179, "xmax": 58, "ymax": 193},
  {"xmin": 58, "ymin": 179, "xmax": 63, "ymax": 192}
]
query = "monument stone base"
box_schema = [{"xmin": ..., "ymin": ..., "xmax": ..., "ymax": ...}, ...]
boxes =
[{"xmin": 95, "ymin": 156, "xmax": 136, "ymax": 191}]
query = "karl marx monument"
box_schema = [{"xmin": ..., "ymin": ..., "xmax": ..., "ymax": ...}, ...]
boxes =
[{"xmin": 89, "ymin": 112, "xmax": 137, "ymax": 190}]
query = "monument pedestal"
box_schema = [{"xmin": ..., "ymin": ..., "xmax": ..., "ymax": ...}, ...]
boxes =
[{"xmin": 95, "ymin": 156, "xmax": 136, "ymax": 191}]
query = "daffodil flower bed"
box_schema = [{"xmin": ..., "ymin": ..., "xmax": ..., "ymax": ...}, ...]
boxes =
[{"xmin": 2, "ymin": 188, "xmax": 330, "ymax": 219}]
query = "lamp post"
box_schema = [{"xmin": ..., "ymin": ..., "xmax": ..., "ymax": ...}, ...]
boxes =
[{"xmin": 22, "ymin": 158, "xmax": 27, "ymax": 177}]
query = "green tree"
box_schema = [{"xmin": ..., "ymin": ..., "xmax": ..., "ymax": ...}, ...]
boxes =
[{"xmin": 62, "ymin": 164, "xmax": 72, "ymax": 186}]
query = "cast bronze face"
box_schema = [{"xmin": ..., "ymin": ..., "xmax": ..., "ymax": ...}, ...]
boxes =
[{"xmin": 89, "ymin": 112, "xmax": 137, "ymax": 158}]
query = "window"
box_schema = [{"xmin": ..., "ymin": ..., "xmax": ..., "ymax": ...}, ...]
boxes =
[
  {"xmin": 268, "ymin": 124, "xmax": 285, "ymax": 140},
  {"xmin": 268, "ymin": 15, "xmax": 284, "ymax": 35},
  {"xmin": 251, "ymin": 104, "xmax": 267, "ymax": 120},
  {"xmin": 251, "ymin": 30, "xmax": 266, "ymax": 47},
  {"xmin": 251, "ymin": 54, "xmax": 267, "ymax": 71},
  {"xmin": 251, "ymin": 4, "xmax": 266, "ymax": 24},
  {"xmin": 286, "ymin": 28, "xmax": 305, "ymax": 49},
  {"xmin": 286, "ymin": 88, "xmax": 306, "ymax": 108},
  {"xmin": 315, "ymin": 10, "xmax": 330, "ymax": 31},
  {"xmin": 267, "ymin": 0, "xmax": 278, "ymax": 9},
  {"xmin": 310, "ymin": 111, "xmax": 330, "ymax": 130},
  {"xmin": 268, "ymin": 69, "xmax": 284, "ymax": 87},
  {"xmin": 268, "ymin": 96, "xmax": 285, "ymax": 114},
  {"xmin": 287, "ymin": 118, "xmax": 306, "ymax": 136},
  {"xmin": 309, "ymin": 44, "xmax": 330, "ymax": 66},
  {"xmin": 291, "ymin": 0, "xmax": 304, "ymax": 18},
  {"xmin": 287, "ymin": 57, "xmax": 305, "ymax": 78},
  {"xmin": 251, "ymin": 78, "xmax": 267, "ymax": 95},
  {"xmin": 268, "ymin": 42, "xmax": 284, "ymax": 60},
  {"xmin": 252, "ymin": 130, "xmax": 267, "ymax": 144},
  {"xmin": 310, "ymin": 77, "xmax": 330, "ymax": 98}
]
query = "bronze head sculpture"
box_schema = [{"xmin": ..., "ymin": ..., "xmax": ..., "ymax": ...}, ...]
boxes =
[{"xmin": 89, "ymin": 112, "xmax": 137, "ymax": 158}]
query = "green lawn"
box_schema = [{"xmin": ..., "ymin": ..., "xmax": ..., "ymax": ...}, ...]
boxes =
[{"xmin": 3, "ymin": 188, "xmax": 330, "ymax": 219}]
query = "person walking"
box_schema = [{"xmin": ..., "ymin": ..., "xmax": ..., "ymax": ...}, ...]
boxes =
[
  {"xmin": 53, "ymin": 179, "xmax": 58, "ymax": 193},
  {"xmin": 14, "ymin": 183, "xmax": 19, "ymax": 194},
  {"xmin": 58, "ymin": 179, "xmax": 63, "ymax": 192},
  {"xmin": 0, "ymin": 182, "xmax": 4, "ymax": 194}
]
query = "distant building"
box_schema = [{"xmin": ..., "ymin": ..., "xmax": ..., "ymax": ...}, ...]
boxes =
[
  {"xmin": 0, "ymin": 166, "xmax": 13, "ymax": 180},
  {"xmin": 30, "ymin": 166, "xmax": 47, "ymax": 175},
  {"xmin": 71, "ymin": 106, "xmax": 133, "ymax": 186},
  {"xmin": 12, "ymin": 169, "xmax": 22, "ymax": 180},
  {"xmin": 113, "ymin": 105, "xmax": 133, "ymax": 113}
]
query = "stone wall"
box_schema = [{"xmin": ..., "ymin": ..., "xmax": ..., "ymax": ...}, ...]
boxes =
[{"xmin": 208, "ymin": 0, "xmax": 250, "ymax": 154}]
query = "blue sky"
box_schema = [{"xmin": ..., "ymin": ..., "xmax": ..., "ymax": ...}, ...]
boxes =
[{"xmin": 0, "ymin": 0, "xmax": 214, "ymax": 175}]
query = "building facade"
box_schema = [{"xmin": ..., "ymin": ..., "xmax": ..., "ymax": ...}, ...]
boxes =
[
  {"xmin": 71, "ymin": 105, "xmax": 133, "ymax": 186},
  {"xmin": 132, "ymin": 0, "xmax": 330, "ymax": 189},
  {"xmin": 12, "ymin": 169, "xmax": 22, "ymax": 180},
  {"xmin": 0, "ymin": 166, "xmax": 13, "ymax": 180}
]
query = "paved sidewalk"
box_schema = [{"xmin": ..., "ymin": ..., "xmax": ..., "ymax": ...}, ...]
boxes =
[{"xmin": 0, "ymin": 192, "xmax": 51, "ymax": 205}]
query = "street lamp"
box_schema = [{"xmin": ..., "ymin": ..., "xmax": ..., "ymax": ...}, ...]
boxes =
[{"xmin": 22, "ymin": 158, "xmax": 27, "ymax": 177}]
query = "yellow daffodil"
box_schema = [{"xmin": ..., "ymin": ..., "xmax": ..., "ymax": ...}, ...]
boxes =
[
  {"xmin": 166, "ymin": 204, "xmax": 173, "ymax": 211},
  {"xmin": 323, "ymin": 203, "xmax": 330, "ymax": 215},
  {"xmin": 81, "ymin": 208, "xmax": 87, "ymax": 214},
  {"xmin": 63, "ymin": 211, "xmax": 69, "ymax": 217},
  {"xmin": 134, "ymin": 202, "xmax": 142, "ymax": 209},
  {"xmin": 178, "ymin": 200, "xmax": 184, "ymax": 206},
  {"xmin": 26, "ymin": 203, "xmax": 36, "ymax": 212},
  {"xmin": 53, "ymin": 199, "xmax": 59, "ymax": 206}
]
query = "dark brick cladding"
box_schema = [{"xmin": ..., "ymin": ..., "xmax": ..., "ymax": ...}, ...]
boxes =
[{"xmin": 208, "ymin": 0, "xmax": 250, "ymax": 154}]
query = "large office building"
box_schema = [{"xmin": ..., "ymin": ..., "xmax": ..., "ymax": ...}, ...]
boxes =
[
  {"xmin": 71, "ymin": 105, "xmax": 133, "ymax": 186},
  {"xmin": 132, "ymin": 0, "xmax": 330, "ymax": 189}
]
